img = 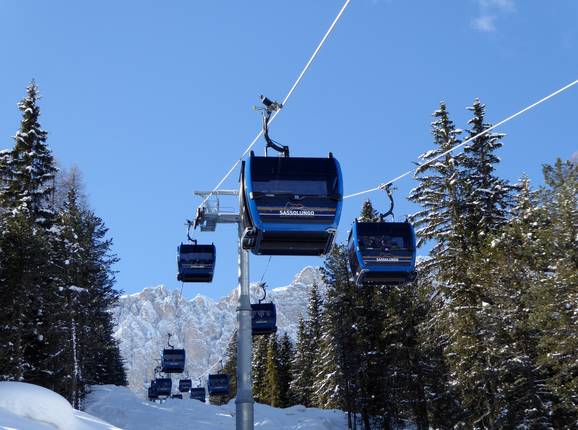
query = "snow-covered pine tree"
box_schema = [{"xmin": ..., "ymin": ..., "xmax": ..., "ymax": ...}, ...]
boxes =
[
  {"xmin": 264, "ymin": 333, "xmax": 281, "ymax": 407},
  {"xmin": 375, "ymin": 284, "xmax": 432, "ymax": 429},
  {"xmin": 289, "ymin": 318, "xmax": 314, "ymax": 407},
  {"xmin": 0, "ymin": 212, "xmax": 51, "ymax": 382},
  {"xmin": 51, "ymin": 172, "xmax": 126, "ymax": 399},
  {"xmin": 304, "ymin": 284, "xmax": 324, "ymax": 407},
  {"xmin": 277, "ymin": 333, "xmax": 294, "ymax": 407},
  {"xmin": 252, "ymin": 335, "xmax": 269, "ymax": 404},
  {"xmin": 409, "ymin": 101, "xmax": 503, "ymax": 427},
  {"xmin": 408, "ymin": 101, "xmax": 466, "ymax": 275},
  {"xmin": 464, "ymin": 176, "xmax": 554, "ymax": 428},
  {"xmin": 0, "ymin": 81, "xmax": 58, "ymax": 224},
  {"xmin": 534, "ymin": 159, "xmax": 578, "ymax": 427},
  {"xmin": 50, "ymin": 184, "xmax": 85, "ymax": 406},
  {"xmin": 75, "ymin": 208, "xmax": 126, "ymax": 388},
  {"xmin": 358, "ymin": 199, "xmax": 380, "ymax": 222},
  {"xmin": 317, "ymin": 244, "xmax": 360, "ymax": 427},
  {"xmin": 462, "ymin": 99, "xmax": 512, "ymax": 249},
  {"xmin": 221, "ymin": 330, "xmax": 238, "ymax": 403},
  {"xmin": 312, "ymin": 310, "xmax": 342, "ymax": 410},
  {"xmin": 0, "ymin": 82, "xmax": 61, "ymax": 392}
]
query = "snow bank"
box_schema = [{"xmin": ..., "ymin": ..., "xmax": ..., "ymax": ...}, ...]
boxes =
[
  {"xmin": 0, "ymin": 382, "xmax": 119, "ymax": 430},
  {"xmin": 0, "ymin": 382, "xmax": 346, "ymax": 429},
  {"xmin": 85, "ymin": 385, "xmax": 346, "ymax": 430},
  {"xmin": 0, "ymin": 382, "xmax": 75, "ymax": 430}
]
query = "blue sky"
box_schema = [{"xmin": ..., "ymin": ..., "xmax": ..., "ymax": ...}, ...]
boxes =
[{"xmin": 1, "ymin": 1, "xmax": 576, "ymax": 300}]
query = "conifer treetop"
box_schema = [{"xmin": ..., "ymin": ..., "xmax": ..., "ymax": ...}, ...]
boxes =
[{"xmin": 1, "ymin": 80, "xmax": 58, "ymax": 219}]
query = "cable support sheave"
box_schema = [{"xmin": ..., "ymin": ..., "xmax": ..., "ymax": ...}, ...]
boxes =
[
  {"xmin": 344, "ymin": 78, "xmax": 578, "ymax": 199},
  {"xmin": 199, "ymin": 0, "xmax": 352, "ymax": 208}
]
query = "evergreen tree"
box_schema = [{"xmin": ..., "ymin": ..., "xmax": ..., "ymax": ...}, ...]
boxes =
[
  {"xmin": 0, "ymin": 82, "xmax": 61, "ymax": 393},
  {"xmin": 0, "ymin": 213, "xmax": 52, "ymax": 382},
  {"xmin": 464, "ymin": 178, "xmax": 554, "ymax": 428},
  {"xmin": 252, "ymin": 335, "xmax": 269, "ymax": 403},
  {"xmin": 462, "ymin": 99, "xmax": 512, "ymax": 249},
  {"xmin": 277, "ymin": 333, "xmax": 294, "ymax": 407},
  {"xmin": 408, "ymin": 101, "xmax": 467, "ymax": 274},
  {"xmin": 533, "ymin": 159, "xmax": 578, "ymax": 427},
  {"xmin": 264, "ymin": 334, "xmax": 281, "ymax": 407},
  {"xmin": 290, "ymin": 318, "xmax": 314, "ymax": 407},
  {"xmin": 317, "ymin": 245, "xmax": 360, "ymax": 427},
  {"xmin": 0, "ymin": 81, "xmax": 57, "ymax": 223},
  {"xmin": 290, "ymin": 284, "xmax": 323, "ymax": 407},
  {"xmin": 409, "ymin": 100, "xmax": 511, "ymax": 427},
  {"xmin": 221, "ymin": 330, "xmax": 238, "ymax": 403},
  {"xmin": 52, "ymin": 173, "xmax": 127, "ymax": 402},
  {"xmin": 358, "ymin": 199, "xmax": 380, "ymax": 222}
]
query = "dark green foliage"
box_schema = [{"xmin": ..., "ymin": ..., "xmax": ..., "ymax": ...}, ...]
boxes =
[
  {"xmin": 289, "ymin": 318, "xmax": 314, "ymax": 406},
  {"xmin": 0, "ymin": 81, "xmax": 57, "ymax": 223},
  {"xmin": 264, "ymin": 334, "xmax": 281, "ymax": 407},
  {"xmin": 533, "ymin": 159, "xmax": 578, "ymax": 427},
  {"xmin": 462, "ymin": 99, "xmax": 513, "ymax": 249},
  {"xmin": 290, "ymin": 285, "xmax": 323, "ymax": 408},
  {"xmin": 252, "ymin": 335, "xmax": 269, "ymax": 403},
  {"xmin": 0, "ymin": 213, "xmax": 53, "ymax": 382},
  {"xmin": 221, "ymin": 330, "xmax": 238, "ymax": 404},
  {"xmin": 277, "ymin": 333, "xmax": 294, "ymax": 407},
  {"xmin": 358, "ymin": 199, "xmax": 380, "ymax": 222},
  {"xmin": 409, "ymin": 101, "xmax": 464, "ymax": 251}
]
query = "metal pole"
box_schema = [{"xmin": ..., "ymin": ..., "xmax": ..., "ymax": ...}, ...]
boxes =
[{"xmin": 236, "ymin": 222, "xmax": 254, "ymax": 430}]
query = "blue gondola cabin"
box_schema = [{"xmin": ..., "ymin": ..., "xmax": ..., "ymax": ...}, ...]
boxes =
[
  {"xmin": 161, "ymin": 348, "xmax": 186, "ymax": 373},
  {"xmin": 348, "ymin": 220, "xmax": 416, "ymax": 286},
  {"xmin": 190, "ymin": 387, "xmax": 206, "ymax": 402},
  {"xmin": 177, "ymin": 243, "xmax": 216, "ymax": 283},
  {"xmin": 207, "ymin": 374, "xmax": 230, "ymax": 396},
  {"xmin": 240, "ymin": 153, "xmax": 343, "ymax": 256},
  {"xmin": 251, "ymin": 303, "xmax": 277, "ymax": 336},
  {"xmin": 178, "ymin": 379, "xmax": 192, "ymax": 392},
  {"xmin": 153, "ymin": 378, "xmax": 172, "ymax": 397}
]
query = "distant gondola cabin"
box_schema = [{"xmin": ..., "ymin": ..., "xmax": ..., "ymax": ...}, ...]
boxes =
[
  {"xmin": 190, "ymin": 387, "xmax": 206, "ymax": 402},
  {"xmin": 153, "ymin": 378, "xmax": 172, "ymax": 397},
  {"xmin": 177, "ymin": 243, "xmax": 216, "ymax": 283},
  {"xmin": 251, "ymin": 303, "xmax": 277, "ymax": 336},
  {"xmin": 348, "ymin": 220, "xmax": 416, "ymax": 286},
  {"xmin": 207, "ymin": 374, "xmax": 230, "ymax": 396},
  {"xmin": 178, "ymin": 379, "xmax": 192, "ymax": 392},
  {"xmin": 161, "ymin": 348, "xmax": 186, "ymax": 373}
]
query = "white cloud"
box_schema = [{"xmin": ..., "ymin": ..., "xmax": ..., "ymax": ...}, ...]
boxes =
[
  {"xmin": 479, "ymin": 0, "xmax": 516, "ymax": 12},
  {"xmin": 472, "ymin": 15, "xmax": 497, "ymax": 32},
  {"xmin": 472, "ymin": 0, "xmax": 515, "ymax": 32}
]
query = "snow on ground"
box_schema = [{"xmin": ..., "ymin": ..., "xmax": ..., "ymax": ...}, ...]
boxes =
[
  {"xmin": 0, "ymin": 383, "xmax": 346, "ymax": 430},
  {"xmin": 85, "ymin": 385, "xmax": 347, "ymax": 430},
  {"xmin": 0, "ymin": 382, "xmax": 119, "ymax": 430}
]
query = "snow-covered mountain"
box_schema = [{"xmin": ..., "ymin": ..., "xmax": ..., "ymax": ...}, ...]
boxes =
[{"xmin": 113, "ymin": 266, "xmax": 323, "ymax": 395}]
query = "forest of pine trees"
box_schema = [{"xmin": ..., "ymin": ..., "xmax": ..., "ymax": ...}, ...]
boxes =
[
  {"xmin": 0, "ymin": 82, "xmax": 127, "ymax": 408},
  {"xmin": 222, "ymin": 99, "xmax": 576, "ymax": 429}
]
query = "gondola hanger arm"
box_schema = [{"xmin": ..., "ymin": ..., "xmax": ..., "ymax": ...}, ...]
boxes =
[
  {"xmin": 259, "ymin": 95, "xmax": 289, "ymax": 157},
  {"xmin": 186, "ymin": 220, "xmax": 197, "ymax": 244},
  {"xmin": 167, "ymin": 333, "xmax": 174, "ymax": 349},
  {"xmin": 379, "ymin": 183, "xmax": 395, "ymax": 221},
  {"xmin": 257, "ymin": 282, "xmax": 267, "ymax": 304}
]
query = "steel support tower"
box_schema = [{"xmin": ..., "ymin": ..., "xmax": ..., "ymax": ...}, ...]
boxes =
[{"xmin": 194, "ymin": 190, "xmax": 253, "ymax": 430}]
